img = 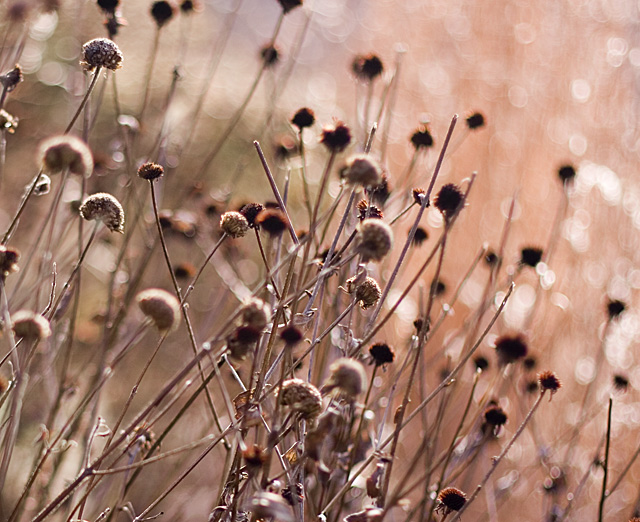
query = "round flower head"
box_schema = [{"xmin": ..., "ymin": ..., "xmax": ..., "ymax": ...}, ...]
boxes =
[
  {"xmin": 343, "ymin": 154, "xmax": 382, "ymax": 187},
  {"xmin": 520, "ymin": 246, "xmax": 543, "ymax": 268},
  {"xmin": 280, "ymin": 378, "xmax": 323, "ymax": 419},
  {"xmin": 352, "ymin": 53, "xmax": 384, "ymax": 81},
  {"xmin": 321, "ymin": 121, "xmax": 352, "ymax": 152},
  {"xmin": 494, "ymin": 334, "xmax": 528, "ymax": 366},
  {"xmin": 220, "ymin": 211, "xmax": 249, "ymax": 238},
  {"xmin": 227, "ymin": 325, "xmax": 261, "ymax": 360},
  {"xmin": 255, "ymin": 208, "xmax": 288, "ymax": 237},
  {"xmin": 239, "ymin": 202, "xmax": 264, "ymax": 228},
  {"xmin": 291, "ymin": 107, "xmax": 315, "ymax": 130},
  {"xmin": 11, "ymin": 310, "xmax": 51, "ymax": 341},
  {"xmin": 38, "ymin": 135, "xmax": 93, "ymax": 177},
  {"xmin": 137, "ymin": 162, "xmax": 164, "ymax": 181},
  {"xmin": 137, "ymin": 288, "xmax": 181, "ymax": 331},
  {"xmin": 607, "ymin": 298, "xmax": 626, "ymax": 320},
  {"xmin": 465, "ymin": 112, "xmax": 485, "ymax": 130},
  {"xmin": 412, "ymin": 227, "xmax": 428, "ymax": 246},
  {"xmin": 240, "ymin": 297, "xmax": 271, "ymax": 331},
  {"xmin": 260, "ymin": 44, "xmax": 280, "ymax": 67},
  {"xmin": 558, "ymin": 164, "xmax": 576, "ymax": 185},
  {"xmin": 277, "ymin": 0, "xmax": 302, "ymax": 14},
  {"xmin": 79, "ymin": 192, "xmax": 125, "ymax": 233},
  {"xmin": 410, "ymin": 126, "xmax": 434, "ymax": 149},
  {"xmin": 436, "ymin": 487, "xmax": 466, "ymax": 516},
  {"xmin": 280, "ymin": 325, "xmax": 303, "ymax": 345},
  {"xmin": 434, "ymin": 183, "xmax": 464, "ymax": 219},
  {"xmin": 321, "ymin": 358, "xmax": 366, "ymax": 399},
  {"xmin": 80, "ymin": 38, "xmax": 123, "ymax": 71},
  {"xmin": 151, "ymin": 1, "xmax": 175, "ymax": 26},
  {"xmin": 356, "ymin": 200, "xmax": 383, "ymax": 221},
  {"xmin": 355, "ymin": 219, "xmax": 393, "ymax": 262},
  {"xmin": 538, "ymin": 370, "xmax": 561, "ymax": 397},
  {"xmin": 369, "ymin": 342, "xmax": 395, "ymax": 367},
  {"xmin": 348, "ymin": 275, "xmax": 381, "ymax": 310},
  {"xmin": 482, "ymin": 404, "xmax": 507, "ymax": 436}
]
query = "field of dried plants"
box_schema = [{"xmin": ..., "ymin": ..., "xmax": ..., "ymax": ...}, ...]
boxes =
[{"xmin": 1, "ymin": 1, "xmax": 640, "ymax": 521}]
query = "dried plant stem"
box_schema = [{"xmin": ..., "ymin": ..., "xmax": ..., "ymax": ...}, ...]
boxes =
[
  {"xmin": 138, "ymin": 28, "xmax": 161, "ymax": 124},
  {"xmin": 65, "ymin": 67, "xmax": 102, "ymax": 134},
  {"xmin": 1, "ymin": 169, "xmax": 44, "ymax": 244},
  {"xmin": 598, "ymin": 396, "xmax": 613, "ymax": 522}
]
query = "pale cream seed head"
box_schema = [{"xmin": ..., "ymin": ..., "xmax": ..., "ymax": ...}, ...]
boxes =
[
  {"xmin": 11, "ymin": 310, "xmax": 52, "ymax": 340},
  {"xmin": 136, "ymin": 288, "xmax": 181, "ymax": 332},
  {"xmin": 79, "ymin": 193, "xmax": 125, "ymax": 233},
  {"xmin": 355, "ymin": 219, "xmax": 393, "ymax": 262},
  {"xmin": 220, "ymin": 211, "xmax": 249, "ymax": 238},
  {"xmin": 38, "ymin": 135, "xmax": 94, "ymax": 177},
  {"xmin": 80, "ymin": 38, "xmax": 123, "ymax": 71}
]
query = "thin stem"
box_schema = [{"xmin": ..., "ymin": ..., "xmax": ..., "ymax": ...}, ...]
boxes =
[
  {"xmin": 65, "ymin": 67, "xmax": 102, "ymax": 134},
  {"xmin": 598, "ymin": 396, "xmax": 613, "ymax": 522}
]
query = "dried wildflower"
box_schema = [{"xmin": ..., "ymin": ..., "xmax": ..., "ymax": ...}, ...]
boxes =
[
  {"xmin": 280, "ymin": 325, "xmax": 303, "ymax": 345},
  {"xmin": 523, "ymin": 356, "xmax": 537, "ymax": 370},
  {"xmin": 607, "ymin": 299, "xmax": 626, "ymax": 319},
  {"xmin": 482, "ymin": 405, "xmax": 507, "ymax": 436},
  {"xmin": 0, "ymin": 109, "xmax": 18, "ymax": 134},
  {"xmin": 343, "ymin": 154, "xmax": 382, "ymax": 187},
  {"xmin": 412, "ymin": 227, "xmax": 428, "ymax": 246},
  {"xmin": 613, "ymin": 373, "xmax": 629, "ymax": 392},
  {"xmin": 256, "ymin": 208, "xmax": 287, "ymax": 237},
  {"xmin": 371, "ymin": 174, "xmax": 391, "ymax": 205},
  {"xmin": 0, "ymin": 64, "xmax": 22, "ymax": 93},
  {"xmin": 430, "ymin": 278, "xmax": 446, "ymax": 296},
  {"xmin": 494, "ymin": 334, "xmax": 528, "ymax": 365},
  {"xmin": 356, "ymin": 200, "xmax": 383, "ymax": 221},
  {"xmin": 137, "ymin": 162, "xmax": 164, "ymax": 180},
  {"xmin": 474, "ymin": 355, "xmax": 489, "ymax": 371},
  {"xmin": 321, "ymin": 358, "xmax": 366, "ymax": 398},
  {"xmin": 250, "ymin": 492, "xmax": 294, "ymax": 522},
  {"xmin": 434, "ymin": 183, "xmax": 464, "ymax": 218},
  {"xmin": 558, "ymin": 164, "xmax": 576, "ymax": 185},
  {"xmin": 280, "ymin": 379, "xmax": 323, "ymax": 418},
  {"xmin": 0, "ymin": 246, "xmax": 20, "ymax": 276},
  {"xmin": 220, "ymin": 211, "xmax": 249, "ymax": 238},
  {"xmin": 353, "ymin": 276, "xmax": 382, "ymax": 309},
  {"xmin": 520, "ymin": 246, "xmax": 543, "ymax": 268},
  {"xmin": 436, "ymin": 487, "xmax": 466, "ymax": 516},
  {"xmin": 180, "ymin": 0, "xmax": 200, "ymax": 13},
  {"xmin": 97, "ymin": 0, "xmax": 119, "ymax": 13},
  {"xmin": 369, "ymin": 343, "xmax": 394, "ymax": 367},
  {"xmin": 34, "ymin": 174, "xmax": 51, "ymax": 196},
  {"xmin": 277, "ymin": 0, "xmax": 302, "ymax": 13},
  {"xmin": 240, "ymin": 297, "xmax": 271, "ymax": 331},
  {"xmin": 150, "ymin": 1, "xmax": 175, "ymax": 26},
  {"xmin": 538, "ymin": 370, "xmax": 561, "ymax": 397},
  {"xmin": 260, "ymin": 44, "xmax": 280, "ymax": 66},
  {"xmin": 484, "ymin": 250, "xmax": 499, "ymax": 266},
  {"xmin": 291, "ymin": 107, "xmax": 315, "ymax": 130},
  {"xmin": 281, "ymin": 483, "xmax": 303, "ymax": 507},
  {"xmin": 410, "ymin": 126, "xmax": 434, "ymax": 149},
  {"xmin": 466, "ymin": 112, "xmax": 485, "ymax": 129},
  {"xmin": 352, "ymin": 54, "xmax": 384, "ymax": 81},
  {"xmin": 239, "ymin": 202, "xmax": 264, "ymax": 228},
  {"xmin": 11, "ymin": 310, "xmax": 51, "ymax": 340},
  {"xmin": 80, "ymin": 38, "xmax": 123, "ymax": 71},
  {"xmin": 227, "ymin": 326, "xmax": 261, "ymax": 360},
  {"xmin": 412, "ymin": 187, "xmax": 427, "ymax": 206},
  {"xmin": 79, "ymin": 193, "xmax": 124, "ymax": 233},
  {"xmin": 525, "ymin": 379, "xmax": 539, "ymax": 394},
  {"xmin": 355, "ymin": 219, "xmax": 393, "ymax": 262},
  {"xmin": 136, "ymin": 288, "xmax": 181, "ymax": 331},
  {"xmin": 38, "ymin": 135, "xmax": 93, "ymax": 177},
  {"xmin": 321, "ymin": 121, "xmax": 352, "ymax": 152},
  {"xmin": 242, "ymin": 444, "xmax": 266, "ymax": 467},
  {"xmin": 174, "ymin": 262, "xmax": 196, "ymax": 279}
]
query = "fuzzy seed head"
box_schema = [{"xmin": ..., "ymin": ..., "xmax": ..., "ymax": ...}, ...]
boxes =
[
  {"xmin": 466, "ymin": 112, "xmax": 485, "ymax": 129},
  {"xmin": 137, "ymin": 288, "xmax": 181, "ymax": 331},
  {"xmin": 352, "ymin": 53, "xmax": 384, "ymax": 81},
  {"xmin": 412, "ymin": 227, "xmax": 428, "ymax": 246},
  {"xmin": 81, "ymin": 38, "xmax": 123, "ymax": 71},
  {"xmin": 538, "ymin": 370, "xmax": 561, "ymax": 396},
  {"xmin": 344, "ymin": 154, "xmax": 382, "ymax": 187},
  {"xmin": 239, "ymin": 202, "xmax": 264, "ymax": 228},
  {"xmin": 255, "ymin": 208, "xmax": 288, "ymax": 237},
  {"xmin": 351, "ymin": 276, "xmax": 381, "ymax": 310},
  {"xmin": 474, "ymin": 355, "xmax": 489, "ymax": 371},
  {"xmin": 436, "ymin": 487, "xmax": 466, "ymax": 515},
  {"xmin": 79, "ymin": 193, "xmax": 125, "ymax": 233},
  {"xmin": 227, "ymin": 326, "xmax": 261, "ymax": 360},
  {"xmin": 220, "ymin": 211, "xmax": 249, "ymax": 238},
  {"xmin": 38, "ymin": 135, "xmax": 94, "ymax": 177},
  {"xmin": 369, "ymin": 342, "xmax": 395, "ymax": 367},
  {"xmin": 0, "ymin": 64, "xmax": 22, "ymax": 93},
  {"xmin": 355, "ymin": 219, "xmax": 393, "ymax": 262},
  {"xmin": 0, "ymin": 246, "xmax": 20, "ymax": 276},
  {"xmin": 137, "ymin": 162, "xmax": 164, "ymax": 180},
  {"xmin": 321, "ymin": 121, "xmax": 352, "ymax": 152},
  {"xmin": 483, "ymin": 405, "xmax": 507, "ymax": 429},
  {"xmin": 613, "ymin": 374, "xmax": 629, "ymax": 392},
  {"xmin": 11, "ymin": 310, "xmax": 51, "ymax": 340},
  {"xmin": 151, "ymin": 1, "xmax": 175, "ymax": 26},
  {"xmin": 277, "ymin": 0, "xmax": 302, "ymax": 14},
  {"xmin": 240, "ymin": 297, "xmax": 271, "ymax": 331},
  {"xmin": 97, "ymin": 0, "xmax": 119, "ymax": 13},
  {"xmin": 321, "ymin": 358, "xmax": 366, "ymax": 398},
  {"xmin": 280, "ymin": 378, "xmax": 323, "ymax": 418},
  {"xmin": 280, "ymin": 325, "xmax": 303, "ymax": 345},
  {"xmin": 494, "ymin": 334, "xmax": 528, "ymax": 366},
  {"xmin": 434, "ymin": 183, "xmax": 464, "ymax": 218},
  {"xmin": 410, "ymin": 126, "xmax": 434, "ymax": 149},
  {"xmin": 291, "ymin": 107, "xmax": 315, "ymax": 130},
  {"xmin": 520, "ymin": 246, "xmax": 543, "ymax": 268}
]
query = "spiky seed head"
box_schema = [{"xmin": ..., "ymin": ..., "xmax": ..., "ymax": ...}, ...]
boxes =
[
  {"xmin": 483, "ymin": 405, "xmax": 507, "ymax": 432},
  {"xmin": 434, "ymin": 183, "xmax": 464, "ymax": 218},
  {"xmin": 80, "ymin": 38, "xmax": 123, "ymax": 71},
  {"xmin": 277, "ymin": 0, "xmax": 302, "ymax": 14},
  {"xmin": 352, "ymin": 53, "xmax": 384, "ymax": 81},
  {"xmin": 520, "ymin": 246, "xmax": 543, "ymax": 268},
  {"xmin": 150, "ymin": 1, "xmax": 175, "ymax": 26},
  {"xmin": 137, "ymin": 162, "xmax": 164, "ymax": 180},
  {"xmin": 343, "ymin": 154, "xmax": 382, "ymax": 187},
  {"xmin": 255, "ymin": 208, "xmax": 288, "ymax": 237},
  {"xmin": 466, "ymin": 112, "xmax": 485, "ymax": 129},
  {"xmin": 0, "ymin": 246, "xmax": 20, "ymax": 276},
  {"xmin": 280, "ymin": 378, "xmax": 323, "ymax": 418},
  {"xmin": 538, "ymin": 370, "xmax": 561, "ymax": 397},
  {"xmin": 320, "ymin": 121, "xmax": 352, "ymax": 152},
  {"xmin": 280, "ymin": 325, "xmax": 303, "ymax": 345},
  {"xmin": 38, "ymin": 135, "xmax": 94, "ymax": 177},
  {"xmin": 494, "ymin": 334, "xmax": 528, "ymax": 366},
  {"xmin": 349, "ymin": 276, "xmax": 381, "ymax": 310},
  {"xmin": 11, "ymin": 310, "xmax": 51, "ymax": 340},
  {"xmin": 321, "ymin": 358, "xmax": 366, "ymax": 398},
  {"xmin": 137, "ymin": 288, "xmax": 180, "ymax": 331},
  {"xmin": 436, "ymin": 487, "xmax": 467, "ymax": 515},
  {"xmin": 412, "ymin": 227, "xmax": 428, "ymax": 246},
  {"xmin": 239, "ymin": 202, "xmax": 265, "ymax": 228},
  {"xmin": 607, "ymin": 299, "xmax": 626, "ymax": 320},
  {"xmin": 240, "ymin": 297, "xmax": 271, "ymax": 331},
  {"xmin": 291, "ymin": 107, "xmax": 315, "ymax": 130},
  {"xmin": 558, "ymin": 164, "xmax": 576, "ymax": 185},
  {"xmin": 613, "ymin": 374, "xmax": 629, "ymax": 392},
  {"xmin": 355, "ymin": 219, "xmax": 393, "ymax": 262},
  {"xmin": 0, "ymin": 64, "xmax": 22, "ymax": 93},
  {"xmin": 369, "ymin": 342, "xmax": 394, "ymax": 367},
  {"xmin": 412, "ymin": 187, "xmax": 427, "ymax": 206},
  {"xmin": 220, "ymin": 211, "xmax": 249, "ymax": 238},
  {"xmin": 356, "ymin": 200, "xmax": 383, "ymax": 221},
  {"xmin": 79, "ymin": 193, "xmax": 125, "ymax": 233},
  {"xmin": 410, "ymin": 126, "xmax": 434, "ymax": 149}
]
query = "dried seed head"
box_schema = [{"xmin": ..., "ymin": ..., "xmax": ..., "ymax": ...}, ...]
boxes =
[
  {"xmin": 484, "ymin": 250, "xmax": 499, "ymax": 266},
  {"xmin": 291, "ymin": 107, "xmax": 315, "ymax": 130},
  {"xmin": 79, "ymin": 193, "xmax": 125, "ymax": 233},
  {"xmin": 0, "ymin": 64, "xmax": 22, "ymax": 93},
  {"xmin": 151, "ymin": 1, "xmax": 175, "ymax": 26},
  {"xmin": 180, "ymin": 0, "xmax": 200, "ymax": 13},
  {"xmin": 277, "ymin": 0, "xmax": 302, "ymax": 14},
  {"xmin": 174, "ymin": 262, "xmax": 196, "ymax": 279},
  {"xmin": 369, "ymin": 342, "xmax": 394, "ymax": 367},
  {"xmin": 137, "ymin": 288, "xmax": 181, "ymax": 331},
  {"xmin": 242, "ymin": 444, "xmax": 266, "ymax": 467},
  {"xmin": 220, "ymin": 211, "xmax": 249, "ymax": 238},
  {"xmin": 370, "ymin": 174, "xmax": 391, "ymax": 206},
  {"xmin": 11, "ymin": 311, "xmax": 51, "ymax": 341},
  {"xmin": 34, "ymin": 174, "xmax": 51, "ymax": 196},
  {"xmin": 434, "ymin": 183, "xmax": 464, "ymax": 218},
  {"xmin": 240, "ymin": 297, "xmax": 271, "ymax": 331},
  {"xmin": 436, "ymin": 487, "xmax": 466, "ymax": 516},
  {"xmin": 0, "ymin": 109, "xmax": 18, "ymax": 134},
  {"xmin": 356, "ymin": 200, "xmax": 383, "ymax": 221},
  {"xmin": 38, "ymin": 135, "xmax": 94, "ymax": 177},
  {"xmin": 97, "ymin": 0, "xmax": 119, "ymax": 13},
  {"xmin": 343, "ymin": 154, "xmax": 383, "ymax": 187},
  {"xmin": 482, "ymin": 405, "xmax": 507, "ymax": 436},
  {"xmin": 355, "ymin": 219, "xmax": 393, "ymax": 262},
  {"xmin": 465, "ymin": 112, "xmax": 485, "ymax": 129},
  {"xmin": 558, "ymin": 164, "xmax": 576, "ymax": 185},
  {"xmin": 523, "ymin": 356, "xmax": 537, "ymax": 370},
  {"xmin": 260, "ymin": 44, "xmax": 280, "ymax": 66},
  {"xmin": 239, "ymin": 202, "xmax": 265, "ymax": 228},
  {"xmin": 494, "ymin": 334, "xmax": 528, "ymax": 365},
  {"xmin": 613, "ymin": 374, "xmax": 629, "ymax": 392},
  {"xmin": 520, "ymin": 246, "xmax": 543, "ymax": 268},
  {"xmin": 280, "ymin": 378, "xmax": 323, "ymax": 418},
  {"xmin": 412, "ymin": 187, "xmax": 427, "ymax": 206},
  {"xmin": 410, "ymin": 126, "xmax": 434, "ymax": 149},
  {"xmin": 538, "ymin": 370, "xmax": 561, "ymax": 396},
  {"xmin": 473, "ymin": 355, "xmax": 489, "ymax": 372},
  {"xmin": 227, "ymin": 326, "xmax": 261, "ymax": 360},
  {"xmin": 137, "ymin": 162, "xmax": 164, "ymax": 180},
  {"xmin": 607, "ymin": 298, "xmax": 626, "ymax": 320},
  {"xmin": 352, "ymin": 54, "xmax": 384, "ymax": 81},
  {"xmin": 351, "ymin": 276, "xmax": 381, "ymax": 310},
  {"xmin": 320, "ymin": 121, "xmax": 352, "ymax": 152},
  {"xmin": 80, "ymin": 38, "xmax": 123, "ymax": 71},
  {"xmin": 321, "ymin": 358, "xmax": 366, "ymax": 398},
  {"xmin": 255, "ymin": 208, "xmax": 288, "ymax": 237},
  {"xmin": 430, "ymin": 278, "xmax": 446, "ymax": 297},
  {"xmin": 412, "ymin": 227, "xmax": 428, "ymax": 246},
  {"xmin": 0, "ymin": 246, "xmax": 20, "ymax": 276},
  {"xmin": 280, "ymin": 325, "xmax": 303, "ymax": 345}
]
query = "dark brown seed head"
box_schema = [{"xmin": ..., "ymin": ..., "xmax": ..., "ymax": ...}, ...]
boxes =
[
  {"xmin": 136, "ymin": 288, "xmax": 180, "ymax": 331},
  {"xmin": 239, "ymin": 202, "xmax": 265, "ymax": 228},
  {"xmin": 280, "ymin": 325, "xmax": 303, "ymax": 345},
  {"xmin": 474, "ymin": 355, "xmax": 489, "ymax": 371},
  {"xmin": 369, "ymin": 342, "xmax": 395, "ymax": 367},
  {"xmin": 356, "ymin": 200, "xmax": 383, "ymax": 221},
  {"xmin": 174, "ymin": 262, "xmax": 196, "ymax": 279},
  {"xmin": 523, "ymin": 356, "xmax": 537, "ymax": 370},
  {"xmin": 466, "ymin": 112, "xmax": 485, "ymax": 129},
  {"xmin": 97, "ymin": 0, "xmax": 119, "ymax": 13},
  {"xmin": 613, "ymin": 374, "xmax": 629, "ymax": 392},
  {"xmin": 242, "ymin": 444, "xmax": 266, "ymax": 467},
  {"xmin": 277, "ymin": 0, "xmax": 302, "ymax": 14},
  {"xmin": 321, "ymin": 358, "xmax": 366, "ymax": 399},
  {"xmin": 353, "ymin": 276, "xmax": 382, "ymax": 310},
  {"xmin": 0, "ymin": 246, "xmax": 20, "ymax": 277},
  {"xmin": 371, "ymin": 174, "xmax": 391, "ymax": 206},
  {"xmin": 240, "ymin": 297, "xmax": 271, "ymax": 331},
  {"xmin": 355, "ymin": 219, "xmax": 393, "ymax": 262},
  {"xmin": 434, "ymin": 183, "xmax": 464, "ymax": 218},
  {"xmin": 352, "ymin": 53, "xmax": 384, "ymax": 81},
  {"xmin": 343, "ymin": 154, "xmax": 382, "ymax": 187},
  {"xmin": 80, "ymin": 38, "xmax": 123, "ymax": 71},
  {"xmin": 256, "ymin": 209, "xmax": 288, "ymax": 237},
  {"xmin": 280, "ymin": 378, "xmax": 323, "ymax": 418},
  {"xmin": 0, "ymin": 64, "xmax": 22, "ymax": 93},
  {"xmin": 607, "ymin": 299, "xmax": 626, "ymax": 320},
  {"xmin": 558, "ymin": 164, "xmax": 576, "ymax": 185},
  {"xmin": 412, "ymin": 187, "xmax": 427, "ymax": 206},
  {"xmin": 538, "ymin": 370, "xmax": 561, "ymax": 397},
  {"xmin": 227, "ymin": 326, "xmax": 261, "ymax": 360},
  {"xmin": 150, "ymin": 1, "xmax": 175, "ymax": 26},
  {"xmin": 260, "ymin": 44, "xmax": 280, "ymax": 66},
  {"xmin": 79, "ymin": 193, "xmax": 125, "ymax": 233},
  {"xmin": 220, "ymin": 211, "xmax": 249, "ymax": 238},
  {"xmin": 494, "ymin": 334, "xmax": 528, "ymax": 365},
  {"xmin": 39, "ymin": 135, "xmax": 94, "ymax": 177},
  {"xmin": 180, "ymin": 0, "xmax": 200, "ymax": 13},
  {"xmin": 436, "ymin": 487, "xmax": 466, "ymax": 515},
  {"xmin": 520, "ymin": 246, "xmax": 543, "ymax": 268},
  {"xmin": 291, "ymin": 107, "xmax": 315, "ymax": 130},
  {"xmin": 321, "ymin": 121, "xmax": 352, "ymax": 152},
  {"xmin": 11, "ymin": 310, "xmax": 51, "ymax": 341},
  {"xmin": 483, "ymin": 405, "xmax": 507, "ymax": 427},
  {"xmin": 137, "ymin": 162, "xmax": 164, "ymax": 180},
  {"xmin": 430, "ymin": 278, "xmax": 446, "ymax": 297},
  {"xmin": 412, "ymin": 227, "xmax": 428, "ymax": 246},
  {"xmin": 410, "ymin": 126, "xmax": 434, "ymax": 149},
  {"xmin": 484, "ymin": 250, "xmax": 499, "ymax": 266}
]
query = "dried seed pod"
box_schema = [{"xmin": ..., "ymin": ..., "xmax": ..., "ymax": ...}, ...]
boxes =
[
  {"xmin": 355, "ymin": 219, "xmax": 393, "ymax": 262},
  {"xmin": 38, "ymin": 135, "xmax": 94, "ymax": 177},
  {"xmin": 291, "ymin": 107, "xmax": 315, "ymax": 130},
  {"xmin": 137, "ymin": 162, "xmax": 164, "ymax": 180},
  {"xmin": 356, "ymin": 200, "xmax": 383, "ymax": 221},
  {"xmin": 410, "ymin": 126, "xmax": 434, "ymax": 149},
  {"xmin": 260, "ymin": 44, "xmax": 280, "ymax": 67},
  {"xmin": 347, "ymin": 276, "xmax": 381, "ymax": 310},
  {"xmin": 538, "ymin": 370, "xmax": 562, "ymax": 397},
  {"xmin": 465, "ymin": 111, "xmax": 485, "ymax": 129},
  {"xmin": 558, "ymin": 164, "xmax": 576, "ymax": 185},
  {"xmin": 11, "ymin": 310, "xmax": 51, "ymax": 340},
  {"xmin": 227, "ymin": 326, "xmax": 261, "ymax": 360},
  {"xmin": 280, "ymin": 325, "xmax": 303, "ymax": 345},
  {"xmin": 240, "ymin": 297, "xmax": 271, "ymax": 331},
  {"xmin": 220, "ymin": 211, "xmax": 249, "ymax": 238},
  {"xmin": 434, "ymin": 183, "xmax": 464, "ymax": 218},
  {"xmin": 343, "ymin": 154, "xmax": 382, "ymax": 187},
  {"xmin": 412, "ymin": 227, "xmax": 428, "ymax": 246},
  {"xmin": 494, "ymin": 334, "xmax": 528, "ymax": 366},
  {"xmin": 321, "ymin": 358, "xmax": 366, "ymax": 399},
  {"xmin": 436, "ymin": 487, "xmax": 466, "ymax": 516},
  {"xmin": 519, "ymin": 246, "xmax": 543, "ymax": 268},
  {"xmin": 255, "ymin": 208, "xmax": 287, "ymax": 237},
  {"xmin": 607, "ymin": 298, "xmax": 626, "ymax": 320},
  {"xmin": 136, "ymin": 288, "xmax": 181, "ymax": 332},
  {"xmin": 80, "ymin": 38, "xmax": 123, "ymax": 71},
  {"xmin": 321, "ymin": 121, "xmax": 351, "ymax": 152},
  {"xmin": 368, "ymin": 342, "xmax": 394, "ymax": 367},
  {"xmin": 482, "ymin": 404, "xmax": 507, "ymax": 436},
  {"xmin": 280, "ymin": 378, "xmax": 323, "ymax": 418},
  {"xmin": 151, "ymin": 0, "xmax": 175, "ymax": 26},
  {"xmin": 79, "ymin": 193, "xmax": 125, "ymax": 233},
  {"xmin": 352, "ymin": 53, "xmax": 384, "ymax": 81},
  {"xmin": 239, "ymin": 202, "xmax": 264, "ymax": 229}
]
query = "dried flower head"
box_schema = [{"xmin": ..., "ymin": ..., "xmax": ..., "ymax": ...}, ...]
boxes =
[
  {"xmin": 0, "ymin": 64, "xmax": 23, "ymax": 93},
  {"xmin": 260, "ymin": 44, "xmax": 280, "ymax": 66},
  {"xmin": 412, "ymin": 187, "xmax": 427, "ymax": 206},
  {"xmin": 434, "ymin": 183, "xmax": 464, "ymax": 218},
  {"xmin": 38, "ymin": 135, "xmax": 93, "ymax": 177},
  {"xmin": 343, "ymin": 154, "xmax": 383, "ymax": 187},
  {"xmin": 0, "ymin": 246, "xmax": 20, "ymax": 276},
  {"xmin": 484, "ymin": 250, "xmax": 499, "ymax": 266},
  {"xmin": 280, "ymin": 325, "xmax": 303, "ymax": 345},
  {"xmin": 369, "ymin": 342, "xmax": 394, "ymax": 367},
  {"xmin": 494, "ymin": 334, "xmax": 528, "ymax": 365},
  {"xmin": 520, "ymin": 246, "xmax": 543, "ymax": 268},
  {"xmin": 220, "ymin": 211, "xmax": 249, "ymax": 238},
  {"xmin": 280, "ymin": 379, "xmax": 323, "ymax": 418},
  {"xmin": 0, "ymin": 109, "xmax": 18, "ymax": 134},
  {"xmin": 321, "ymin": 121, "xmax": 352, "ymax": 152},
  {"xmin": 370, "ymin": 174, "xmax": 391, "ymax": 205},
  {"xmin": 466, "ymin": 112, "xmax": 485, "ymax": 129},
  {"xmin": 351, "ymin": 276, "xmax": 382, "ymax": 309},
  {"xmin": 412, "ymin": 227, "xmax": 428, "ymax": 246},
  {"xmin": 613, "ymin": 373, "xmax": 629, "ymax": 392},
  {"xmin": 410, "ymin": 126, "xmax": 434, "ymax": 149},
  {"xmin": 482, "ymin": 404, "xmax": 507, "ymax": 436},
  {"xmin": 291, "ymin": 107, "xmax": 315, "ymax": 130},
  {"xmin": 180, "ymin": 0, "xmax": 200, "ymax": 12},
  {"xmin": 321, "ymin": 358, "xmax": 366, "ymax": 398},
  {"xmin": 607, "ymin": 298, "xmax": 626, "ymax": 320},
  {"xmin": 151, "ymin": 1, "xmax": 175, "ymax": 26},
  {"xmin": 240, "ymin": 297, "xmax": 271, "ymax": 331},
  {"xmin": 80, "ymin": 38, "xmax": 123, "ymax": 71},
  {"xmin": 11, "ymin": 310, "xmax": 51, "ymax": 340},
  {"xmin": 242, "ymin": 444, "xmax": 266, "ymax": 467},
  {"xmin": 277, "ymin": 0, "xmax": 302, "ymax": 14},
  {"xmin": 356, "ymin": 200, "xmax": 384, "ymax": 221},
  {"xmin": 355, "ymin": 219, "xmax": 393, "ymax": 262},
  {"xmin": 255, "ymin": 208, "xmax": 288, "ymax": 237},
  {"xmin": 538, "ymin": 370, "xmax": 562, "ymax": 398},
  {"xmin": 474, "ymin": 355, "xmax": 489, "ymax": 371},
  {"xmin": 174, "ymin": 262, "xmax": 196, "ymax": 279},
  {"xmin": 137, "ymin": 162, "xmax": 164, "ymax": 180},
  {"xmin": 239, "ymin": 202, "xmax": 265, "ymax": 228},
  {"xmin": 436, "ymin": 487, "xmax": 466, "ymax": 516},
  {"xmin": 523, "ymin": 356, "xmax": 537, "ymax": 370},
  {"xmin": 97, "ymin": 0, "xmax": 119, "ymax": 13},
  {"xmin": 352, "ymin": 54, "xmax": 384, "ymax": 81},
  {"xmin": 558, "ymin": 164, "xmax": 576, "ymax": 185},
  {"xmin": 79, "ymin": 193, "xmax": 124, "ymax": 233},
  {"xmin": 227, "ymin": 326, "xmax": 261, "ymax": 360},
  {"xmin": 136, "ymin": 288, "xmax": 181, "ymax": 331}
]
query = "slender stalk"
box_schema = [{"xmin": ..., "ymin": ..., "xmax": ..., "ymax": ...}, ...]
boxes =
[
  {"xmin": 65, "ymin": 67, "xmax": 102, "ymax": 134},
  {"xmin": 598, "ymin": 397, "xmax": 613, "ymax": 522}
]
